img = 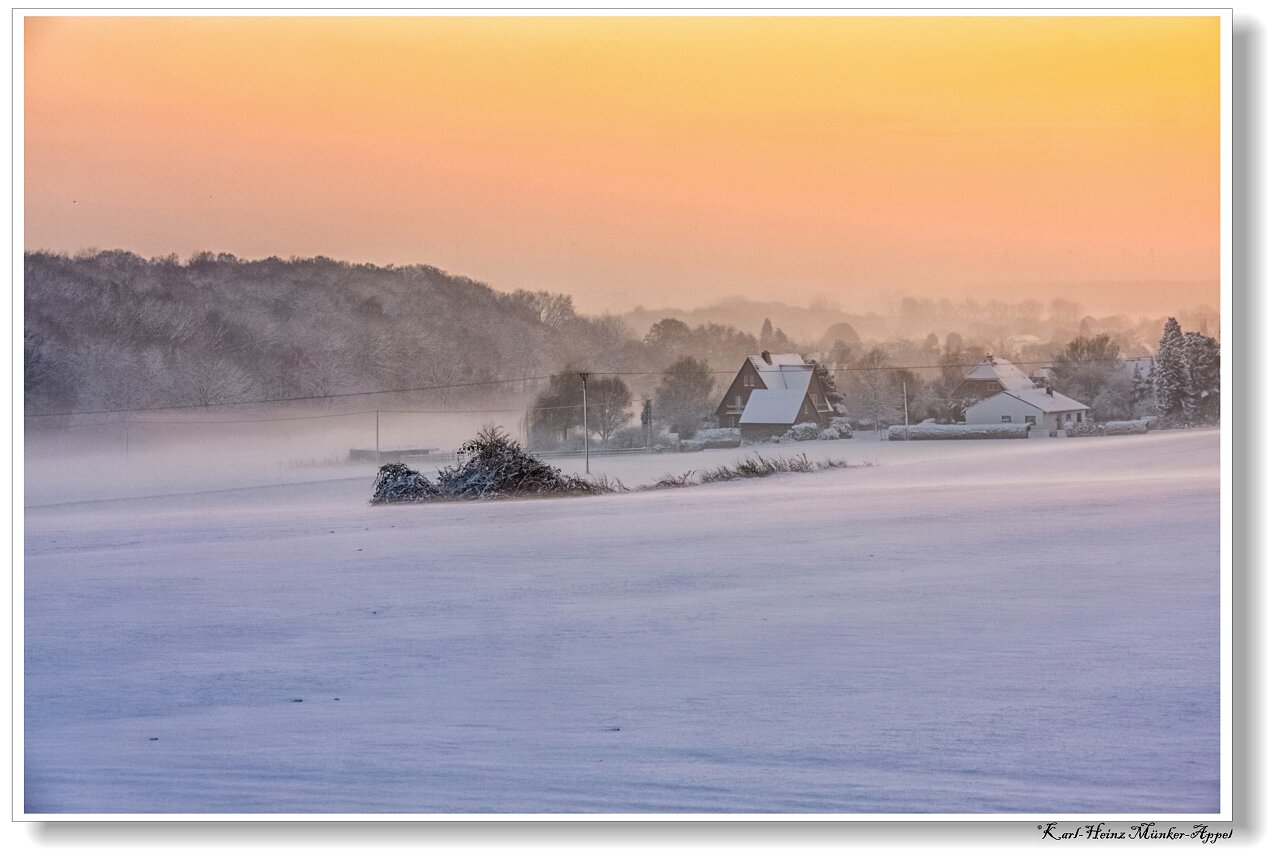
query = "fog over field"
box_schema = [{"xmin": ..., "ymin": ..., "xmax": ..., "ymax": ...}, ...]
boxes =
[{"xmin": 24, "ymin": 430, "xmax": 1219, "ymax": 813}]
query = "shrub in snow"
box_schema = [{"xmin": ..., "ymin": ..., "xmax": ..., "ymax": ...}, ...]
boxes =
[
  {"xmin": 693, "ymin": 427, "xmax": 741, "ymax": 442},
  {"xmin": 435, "ymin": 427, "xmax": 602, "ymax": 499},
  {"xmin": 787, "ymin": 422, "xmax": 822, "ymax": 441},
  {"xmin": 678, "ymin": 438, "xmax": 706, "ymax": 452},
  {"xmin": 820, "ymin": 427, "xmax": 839, "ymax": 440},
  {"xmin": 887, "ymin": 423, "xmax": 1031, "ymax": 440},
  {"xmin": 607, "ymin": 425, "xmax": 675, "ymax": 450},
  {"xmin": 687, "ymin": 427, "xmax": 742, "ymax": 450},
  {"xmin": 1065, "ymin": 421, "xmax": 1105, "ymax": 437},
  {"xmin": 827, "ymin": 417, "xmax": 855, "ymax": 438},
  {"xmin": 1066, "ymin": 419, "xmax": 1149, "ymax": 437},
  {"xmin": 1104, "ymin": 420, "xmax": 1149, "ymax": 435},
  {"xmin": 647, "ymin": 453, "xmax": 853, "ymax": 489},
  {"xmin": 371, "ymin": 463, "xmax": 439, "ymax": 504}
]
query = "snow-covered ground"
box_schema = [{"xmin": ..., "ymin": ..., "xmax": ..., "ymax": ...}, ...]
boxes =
[{"xmin": 22, "ymin": 430, "xmax": 1220, "ymax": 814}]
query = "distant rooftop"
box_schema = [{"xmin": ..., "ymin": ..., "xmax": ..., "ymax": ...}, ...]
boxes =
[{"xmin": 962, "ymin": 356, "xmax": 1038, "ymax": 393}]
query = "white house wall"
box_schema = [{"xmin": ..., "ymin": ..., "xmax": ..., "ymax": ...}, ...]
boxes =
[{"xmin": 965, "ymin": 393, "xmax": 1086, "ymax": 434}]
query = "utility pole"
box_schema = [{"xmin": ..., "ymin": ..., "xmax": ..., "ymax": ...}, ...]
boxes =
[
  {"xmin": 580, "ymin": 372, "xmax": 590, "ymax": 474},
  {"xmin": 902, "ymin": 380, "xmax": 910, "ymax": 440},
  {"xmin": 641, "ymin": 398, "xmax": 653, "ymax": 453}
]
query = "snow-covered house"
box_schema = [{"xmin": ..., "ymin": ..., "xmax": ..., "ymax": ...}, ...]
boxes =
[
  {"xmin": 964, "ymin": 386, "xmax": 1089, "ymax": 435},
  {"xmin": 715, "ymin": 351, "xmax": 834, "ymax": 438},
  {"xmin": 952, "ymin": 355, "xmax": 1040, "ymax": 401}
]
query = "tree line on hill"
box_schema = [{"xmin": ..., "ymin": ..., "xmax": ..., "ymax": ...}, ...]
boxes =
[{"xmin": 24, "ymin": 251, "xmax": 1219, "ymax": 443}]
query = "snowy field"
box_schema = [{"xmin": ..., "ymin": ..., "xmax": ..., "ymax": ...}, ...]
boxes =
[{"xmin": 22, "ymin": 430, "xmax": 1220, "ymax": 814}]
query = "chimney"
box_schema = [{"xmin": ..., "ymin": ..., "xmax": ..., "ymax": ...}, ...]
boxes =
[
  {"xmin": 1046, "ymin": 385, "xmax": 1054, "ymax": 397},
  {"xmin": 761, "ymin": 350, "xmax": 772, "ymax": 364}
]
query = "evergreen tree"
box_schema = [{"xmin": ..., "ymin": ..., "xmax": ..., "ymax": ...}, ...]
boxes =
[
  {"xmin": 1130, "ymin": 359, "xmax": 1156, "ymax": 417},
  {"xmin": 1182, "ymin": 332, "xmax": 1221, "ymax": 424},
  {"xmin": 1155, "ymin": 317, "xmax": 1189, "ymax": 422},
  {"xmin": 759, "ymin": 318, "xmax": 774, "ymax": 352},
  {"xmin": 771, "ymin": 326, "xmax": 795, "ymax": 351},
  {"xmin": 804, "ymin": 357, "xmax": 845, "ymax": 404}
]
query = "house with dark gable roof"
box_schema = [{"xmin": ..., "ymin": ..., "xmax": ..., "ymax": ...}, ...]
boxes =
[{"xmin": 715, "ymin": 351, "xmax": 835, "ymax": 438}]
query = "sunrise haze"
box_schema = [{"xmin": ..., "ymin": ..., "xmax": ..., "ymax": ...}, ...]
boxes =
[{"xmin": 24, "ymin": 15, "xmax": 1220, "ymax": 314}]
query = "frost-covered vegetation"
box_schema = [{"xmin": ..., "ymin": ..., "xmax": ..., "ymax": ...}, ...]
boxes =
[
  {"xmin": 649, "ymin": 454, "xmax": 856, "ymax": 489},
  {"xmin": 677, "ymin": 427, "xmax": 742, "ymax": 452},
  {"xmin": 370, "ymin": 462, "xmax": 439, "ymax": 503},
  {"xmin": 1065, "ymin": 419, "xmax": 1151, "ymax": 437},
  {"xmin": 786, "ymin": 422, "xmax": 822, "ymax": 441},
  {"xmin": 372, "ymin": 427, "xmax": 602, "ymax": 503},
  {"xmin": 887, "ymin": 423, "xmax": 1031, "ymax": 441},
  {"xmin": 373, "ymin": 429, "xmax": 855, "ymax": 503}
]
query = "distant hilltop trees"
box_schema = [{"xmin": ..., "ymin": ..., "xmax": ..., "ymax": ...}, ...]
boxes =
[{"xmin": 24, "ymin": 250, "xmax": 1220, "ymax": 438}]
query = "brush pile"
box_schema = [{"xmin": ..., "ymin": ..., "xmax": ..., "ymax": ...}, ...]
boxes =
[
  {"xmin": 372, "ymin": 427, "xmax": 604, "ymax": 504},
  {"xmin": 371, "ymin": 463, "xmax": 439, "ymax": 503}
]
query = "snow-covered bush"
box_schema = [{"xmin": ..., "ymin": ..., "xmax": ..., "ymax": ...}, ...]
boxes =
[
  {"xmin": 690, "ymin": 427, "xmax": 742, "ymax": 449},
  {"xmin": 827, "ymin": 417, "xmax": 855, "ymax": 438},
  {"xmin": 1104, "ymin": 420, "xmax": 1149, "ymax": 435},
  {"xmin": 607, "ymin": 426, "xmax": 677, "ymax": 450},
  {"xmin": 1066, "ymin": 419, "xmax": 1149, "ymax": 437},
  {"xmin": 693, "ymin": 427, "xmax": 741, "ymax": 442},
  {"xmin": 1065, "ymin": 421, "xmax": 1103, "ymax": 437},
  {"xmin": 887, "ymin": 423, "xmax": 1031, "ymax": 440},
  {"xmin": 787, "ymin": 422, "xmax": 822, "ymax": 441},
  {"xmin": 820, "ymin": 427, "xmax": 839, "ymax": 440},
  {"xmin": 371, "ymin": 463, "xmax": 439, "ymax": 503}
]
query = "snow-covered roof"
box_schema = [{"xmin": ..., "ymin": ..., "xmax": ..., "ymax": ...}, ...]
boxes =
[
  {"xmin": 962, "ymin": 357, "xmax": 1038, "ymax": 392},
  {"xmin": 746, "ymin": 353, "xmax": 812, "ymax": 391},
  {"xmin": 967, "ymin": 389, "xmax": 1089, "ymax": 415},
  {"xmin": 739, "ymin": 388, "xmax": 809, "ymax": 425},
  {"xmin": 1010, "ymin": 388, "xmax": 1089, "ymax": 413}
]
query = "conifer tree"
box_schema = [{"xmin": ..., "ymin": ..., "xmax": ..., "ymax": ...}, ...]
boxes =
[
  {"xmin": 1155, "ymin": 317, "xmax": 1189, "ymax": 422},
  {"xmin": 1182, "ymin": 332, "xmax": 1220, "ymax": 424},
  {"xmin": 759, "ymin": 318, "xmax": 774, "ymax": 352},
  {"xmin": 1130, "ymin": 359, "xmax": 1155, "ymax": 417}
]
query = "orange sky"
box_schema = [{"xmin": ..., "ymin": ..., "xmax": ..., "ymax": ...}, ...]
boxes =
[{"xmin": 24, "ymin": 16, "xmax": 1220, "ymax": 313}]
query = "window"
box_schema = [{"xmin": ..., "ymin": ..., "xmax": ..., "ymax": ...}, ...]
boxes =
[
  {"xmin": 744, "ymin": 373, "xmax": 755, "ymax": 388},
  {"xmin": 1076, "ymin": 412, "xmax": 1083, "ymax": 423},
  {"xmin": 1025, "ymin": 415, "xmax": 1037, "ymax": 424},
  {"xmin": 1000, "ymin": 415, "xmax": 1012, "ymax": 423},
  {"xmin": 987, "ymin": 382, "xmax": 999, "ymax": 391},
  {"xmin": 732, "ymin": 394, "xmax": 742, "ymax": 408},
  {"xmin": 810, "ymin": 393, "xmax": 820, "ymax": 409}
]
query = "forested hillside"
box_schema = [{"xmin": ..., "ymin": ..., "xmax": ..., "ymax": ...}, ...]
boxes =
[{"xmin": 23, "ymin": 251, "xmax": 652, "ymax": 414}]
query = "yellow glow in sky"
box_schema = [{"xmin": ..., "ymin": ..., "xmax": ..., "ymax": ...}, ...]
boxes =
[{"xmin": 24, "ymin": 16, "xmax": 1220, "ymax": 311}]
